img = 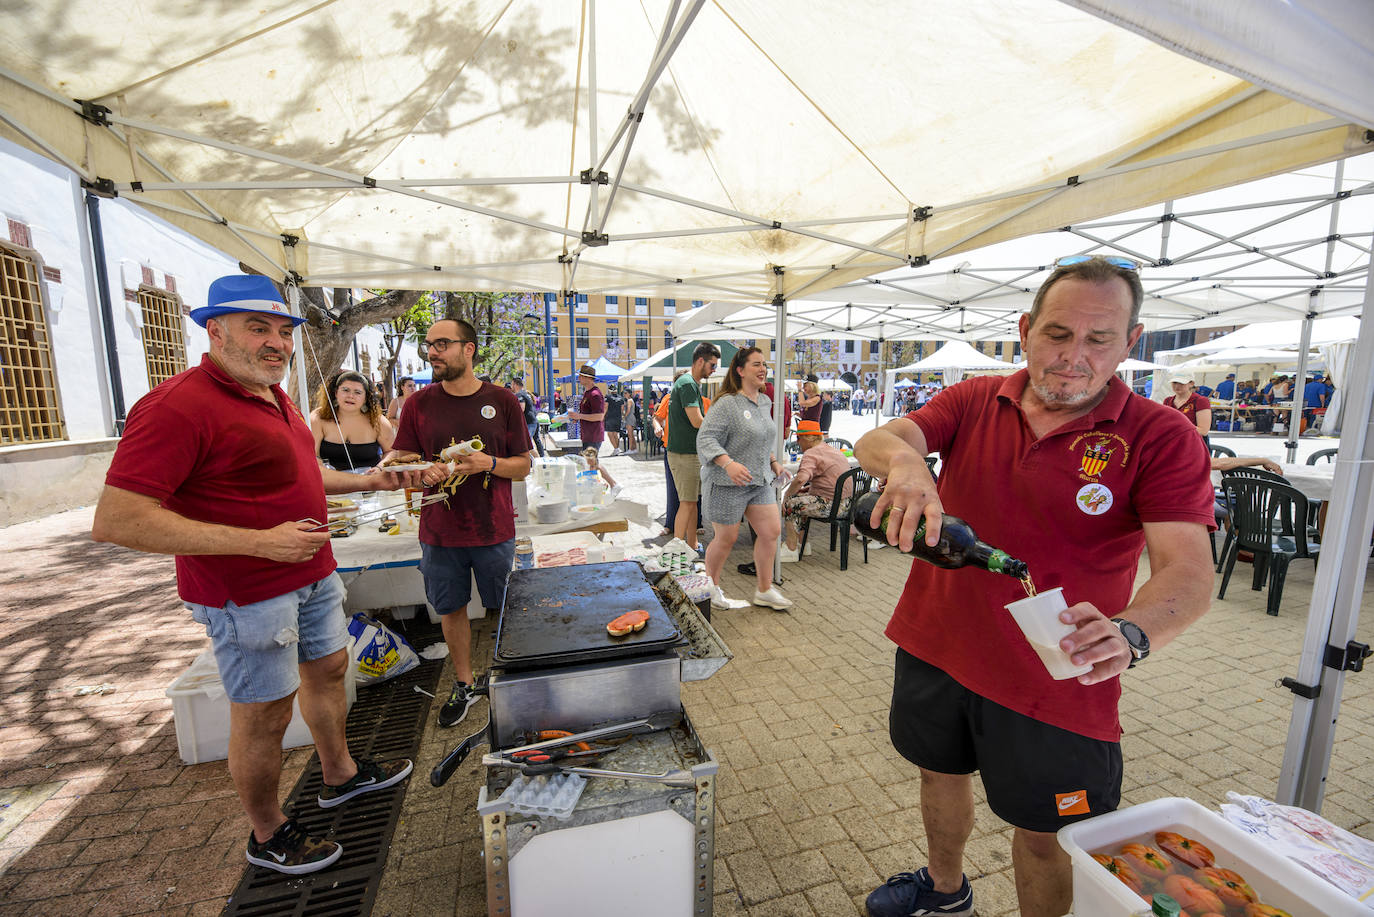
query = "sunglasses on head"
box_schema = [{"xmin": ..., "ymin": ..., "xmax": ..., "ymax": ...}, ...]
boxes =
[{"xmin": 1054, "ymin": 254, "xmax": 1141, "ymax": 272}]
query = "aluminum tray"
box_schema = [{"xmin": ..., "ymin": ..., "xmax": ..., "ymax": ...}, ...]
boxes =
[{"xmin": 650, "ymin": 570, "xmax": 733, "ymax": 681}]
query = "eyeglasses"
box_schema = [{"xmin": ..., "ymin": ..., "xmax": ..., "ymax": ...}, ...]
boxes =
[
  {"xmin": 418, "ymin": 337, "xmax": 472, "ymax": 357},
  {"xmin": 1054, "ymin": 254, "xmax": 1142, "ymax": 271}
]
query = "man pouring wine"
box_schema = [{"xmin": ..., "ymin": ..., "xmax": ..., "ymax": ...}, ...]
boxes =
[{"xmin": 853, "ymin": 255, "xmax": 1216, "ymax": 917}]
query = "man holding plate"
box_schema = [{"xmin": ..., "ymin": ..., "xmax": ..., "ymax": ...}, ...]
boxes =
[
  {"xmin": 93, "ymin": 274, "xmax": 419, "ymax": 876},
  {"xmin": 385, "ymin": 318, "xmax": 532, "ymax": 729}
]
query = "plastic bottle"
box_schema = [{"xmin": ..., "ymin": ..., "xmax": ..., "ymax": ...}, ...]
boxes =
[{"xmin": 851, "ymin": 491, "xmax": 1029, "ymax": 578}]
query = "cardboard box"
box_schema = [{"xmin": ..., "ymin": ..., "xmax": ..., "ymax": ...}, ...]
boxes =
[
  {"xmin": 166, "ymin": 648, "xmax": 357, "ymax": 765},
  {"xmin": 1058, "ymin": 796, "xmax": 1358, "ymax": 916}
]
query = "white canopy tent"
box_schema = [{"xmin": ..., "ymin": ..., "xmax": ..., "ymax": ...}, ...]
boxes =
[
  {"xmin": 892, "ymin": 340, "xmax": 1017, "ymax": 380},
  {"xmin": 3, "ymin": 0, "xmax": 1372, "ymax": 816}
]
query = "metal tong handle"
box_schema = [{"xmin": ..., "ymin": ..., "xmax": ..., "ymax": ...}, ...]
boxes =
[
  {"xmin": 485, "ymin": 757, "xmax": 696, "ymax": 788},
  {"xmin": 305, "ymin": 492, "xmax": 448, "ymax": 531},
  {"xmin": 486, "ymin": 710, "xmax": 680, "ymax": 763}
]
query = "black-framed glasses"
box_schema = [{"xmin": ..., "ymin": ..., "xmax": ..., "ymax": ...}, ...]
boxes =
[
  {"xmin": 1054, "ymin": 254, "xmax": 1142, "ymax": 271},
  {"xmin": 418, "ymin": 337, "xmax": 472, "ymax": 357}
]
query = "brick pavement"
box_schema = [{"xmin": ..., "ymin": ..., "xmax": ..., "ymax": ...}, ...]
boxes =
[{"xmin": 2, "ymin": 457, "xmax": 1371, "ymax": 916}]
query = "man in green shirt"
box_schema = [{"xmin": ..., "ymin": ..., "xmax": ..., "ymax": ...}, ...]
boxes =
[{"xmin": 666, "ymin": 343, "xmax": 721, "ymax": 550}]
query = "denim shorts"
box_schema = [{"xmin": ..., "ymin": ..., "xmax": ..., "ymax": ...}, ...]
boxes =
[
  {"xmin": 419, "ymin": 540, "xmax": 515, "ymax": 614},
  {"xmin": 186, "ymin": 572, "xmax": 349, "ymax": 704}
]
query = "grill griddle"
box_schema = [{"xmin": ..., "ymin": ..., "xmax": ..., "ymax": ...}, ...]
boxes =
[{"xmin": 495, "ymin": 561, "xmax": 682, "ymax": 670}]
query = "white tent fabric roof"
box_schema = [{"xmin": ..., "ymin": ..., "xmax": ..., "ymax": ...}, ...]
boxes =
[
  {"xmin": 1160, "ymin": 316, "xmax": 1362, "ymax": 355},
  {"xmin": 2, "ymin": 0, "xmax": 1370, "ymax": 305},
  {"xmin": 892, "ymin": 340, "xmax": 1016, "ymax": 374}
]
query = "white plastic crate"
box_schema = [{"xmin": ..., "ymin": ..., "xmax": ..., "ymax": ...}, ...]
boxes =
[
  {"xmin": 166, "ymin": 648, "xmax": 357, "ymax": 765},
  {"xmin": 1058, "ymin": 796, "xmax": 1359, "ymax": 916}
]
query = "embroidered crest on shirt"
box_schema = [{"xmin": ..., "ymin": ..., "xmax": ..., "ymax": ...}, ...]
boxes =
[{"xmin": 1068, "ymin": 432, "xmax": 1130, "ymax": 482}]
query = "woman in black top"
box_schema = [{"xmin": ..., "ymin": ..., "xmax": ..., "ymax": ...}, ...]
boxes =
[{"xmin": 310, "ymin": 370, "xmax": 395, "ymax": 471}]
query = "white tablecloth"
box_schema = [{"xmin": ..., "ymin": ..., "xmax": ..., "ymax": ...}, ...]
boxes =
[{"xmin": 1211, "ymin": 464, "xmax": 1335, "ymax": 502}]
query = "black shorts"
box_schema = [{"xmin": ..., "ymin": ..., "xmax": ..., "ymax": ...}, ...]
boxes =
[{"xmin": 889, "ymin": 649, "xmax": 1121, "ymax": 833}]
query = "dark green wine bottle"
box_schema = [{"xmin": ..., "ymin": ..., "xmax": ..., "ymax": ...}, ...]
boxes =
[{"xmin": 852, "ymin": 491, "xmax": 1029, "ymax": 578}]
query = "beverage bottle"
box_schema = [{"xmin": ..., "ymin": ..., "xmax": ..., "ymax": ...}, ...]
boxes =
[{"xmin": 852, "ymin": 491, "xmax": 1028, "ymax": 578}]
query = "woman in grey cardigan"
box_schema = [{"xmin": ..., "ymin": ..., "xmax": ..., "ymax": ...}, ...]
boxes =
[{"xmin": 696, "ymin": 347, "xmax": 794, "ymax": 611}]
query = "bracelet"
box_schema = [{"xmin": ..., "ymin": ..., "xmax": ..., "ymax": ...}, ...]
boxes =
[{"xmin": 490, "ymin": 455, "xmax": 497, "ymax": 472}]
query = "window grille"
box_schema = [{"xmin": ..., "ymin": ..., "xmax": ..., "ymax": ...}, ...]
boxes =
[
  {"xmin": 0, "ymin": 244, "xmax": 67, "ymax": 444},
  {"xmin": 137, "ymin": 287, "xmax": 188, "ymax": 387}
]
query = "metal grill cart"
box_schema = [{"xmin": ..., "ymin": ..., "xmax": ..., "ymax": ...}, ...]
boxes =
[{"xmin": 432, "ymin": 562, "xmax": 731, "ymax": 917}]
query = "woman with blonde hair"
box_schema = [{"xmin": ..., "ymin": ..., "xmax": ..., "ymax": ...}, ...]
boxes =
[{"xmin": 311, "ymin": 370, "xmax": 396, "ymax": 472}]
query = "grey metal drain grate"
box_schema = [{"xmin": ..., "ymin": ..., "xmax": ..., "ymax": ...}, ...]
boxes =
[{"xmin": 224, "ymin": 617, "xmax": 443, "ymax": 917}]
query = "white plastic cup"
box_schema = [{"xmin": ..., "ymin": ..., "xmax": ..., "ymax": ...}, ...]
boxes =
[
  {"xmin": 1004, "ymin": 587, "xmax": 1092, "ymax": 680},
  {"xmin": 604, "ymin": 544, "xmax": 625, "ymax": 562},
  {"xmin": 584, "ymin": 544, "xmax": 604, "ymax": 564}
]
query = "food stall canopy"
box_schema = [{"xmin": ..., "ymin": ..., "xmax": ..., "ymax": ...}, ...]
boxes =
[
  {"xmin": 619, "ymin": 340, "xmax": 738, "ymax": 381},
  {"xmin": 892, "ymin": 341, "xmax": 1017, "ymax": 374},
  {"xmin": 556, "ymin": 355, "xmax": 627, "ymax": 383},
  {"xmin": 2, "ymin": 0, "xmax": 1369, "ymax": 304}
]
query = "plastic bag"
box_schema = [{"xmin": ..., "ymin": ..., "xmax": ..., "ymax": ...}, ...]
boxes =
[{"xmin": 347, "ymin": 613, "xmax": 420, "ymax": 686}]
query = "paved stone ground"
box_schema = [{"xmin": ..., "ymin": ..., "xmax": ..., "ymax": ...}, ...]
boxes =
[{"xmin": 1, "ymin": 415, "xmax": 1370, "ymax": 916}]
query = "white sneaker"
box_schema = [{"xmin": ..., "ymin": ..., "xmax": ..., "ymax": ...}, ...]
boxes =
[
  {"xmin": 710, "ymin": 584, "xmax": 748, "ymax": 610},
  {"xmin": 752, "ymin": 586, "xmax": 793, "ymax": 610},
  {"xmin": 777, "ymin": 546, "xmax": 801, "ymax": 563}
]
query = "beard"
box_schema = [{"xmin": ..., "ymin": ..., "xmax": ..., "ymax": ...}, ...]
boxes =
[
  {"xmin": 430, "ymin": 357, "xmax": 468, "ymax": 383},
  {"xmin": 1028, "ymin": 360, "xmax": 1100, "ymax": 407},
  {"xmin": 219, "ymin": 334, "xmax": 289, "ymax": 387}
]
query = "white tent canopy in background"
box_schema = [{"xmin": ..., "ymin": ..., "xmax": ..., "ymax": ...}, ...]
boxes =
[
  {"xmin": 2, "ymin": 0, "xmax": 1371, "ymax": 305},
  {"xmin": 892, "ymin": 340, "xmax": 1016, "ymax": 377}
]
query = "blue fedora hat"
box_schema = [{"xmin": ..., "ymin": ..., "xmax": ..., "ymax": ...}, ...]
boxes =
[{"xmin": 190, "ymin": 274, "xmax": 305, "ymax": 328}]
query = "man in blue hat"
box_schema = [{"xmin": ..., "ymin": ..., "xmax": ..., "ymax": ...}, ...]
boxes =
[{"xmin": 93, "ymin": 274, "xmax": 419, "ymax": 875}]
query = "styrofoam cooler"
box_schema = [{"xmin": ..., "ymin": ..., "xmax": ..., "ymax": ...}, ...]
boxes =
[
  {"xmin": 166, "ymin": 648, "xmax": 358, "ymax": 765},
  {"xmin": 1058, "ymin": 796, "xmax": 1359, "ymax": 916}
]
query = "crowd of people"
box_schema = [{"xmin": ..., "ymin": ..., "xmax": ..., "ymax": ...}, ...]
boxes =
[{"xmin": 88, "ymin": 263, "xmax": 1333, "ymax": 915}]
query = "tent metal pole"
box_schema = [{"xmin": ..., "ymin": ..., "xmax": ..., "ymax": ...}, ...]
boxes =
[
  {"xmin": 772, "ymin": 280, "xmax": 787, "ymax": 587},
  {"xmin": 1276, "ymin": 217, "xmax": 1374, "ymax": 810},
  {"xmin": 1284, "ymin": 304, "xmax": 1316, "ymax": 462},
  {"xmin": 83, "ymin": 191, "xmax": 126, "ymax": 433},
  {"xmin": 116, "ymin": 176, "xmax": 579, "ymax": 191},
  {"xmin": 543, "ymin": 292, "xmax": 555, "ymax": 414}
]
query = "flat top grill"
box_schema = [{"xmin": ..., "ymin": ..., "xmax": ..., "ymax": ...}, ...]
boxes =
[{"xmin": 494, "ymin": 561, "xmax": 682, "ymax": 671}]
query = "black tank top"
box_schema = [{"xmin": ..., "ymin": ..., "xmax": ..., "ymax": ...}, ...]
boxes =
[{"xmin": 319, "ymin": 438, "xmax": 382, "ymax": 470}]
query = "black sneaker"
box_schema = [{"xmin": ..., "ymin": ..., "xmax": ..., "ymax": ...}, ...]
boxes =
[
  {"xmin": 245, "ymin": 818, "xmax": 341, "ymax": 874},
  {"xmin": 438, "ymin": 681, "xmax": 477, "ymax": 728},
  {"xmin": 317, "ymin": 757, "xmax": 414, "ymax": 809},
  {"xmin": 865, "ymin": 867, "xmax": 973, "ymax": 916}
]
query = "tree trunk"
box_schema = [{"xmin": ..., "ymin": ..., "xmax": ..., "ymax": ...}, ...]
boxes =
[{"xmin": 290, "ymin": 288, "xmax": 424, "ymax": 404}]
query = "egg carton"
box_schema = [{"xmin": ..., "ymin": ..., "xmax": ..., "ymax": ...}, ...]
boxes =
[{"xmin": 495, "ymin": 773, "xmax": 587, "ymax": 820}]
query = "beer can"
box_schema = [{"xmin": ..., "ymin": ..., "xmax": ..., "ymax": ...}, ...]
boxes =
[{"xmin": 514, "ymin": 536, "xmax": 534, "ymax": 569}]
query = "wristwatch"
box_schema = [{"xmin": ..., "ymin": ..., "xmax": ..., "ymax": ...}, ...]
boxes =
[{"xmin": 1111, "ymin": 618, "xmax": 1150, "ymax": 667}]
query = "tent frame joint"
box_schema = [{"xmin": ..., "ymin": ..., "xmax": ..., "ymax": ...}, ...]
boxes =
[
  {"xmin": 362, "ymin": 176, "xmax": 376, "ymax": 188},
  {"xmin": 1279, "ymin": 676, "xmax": 1320, "ymax": 699},
  {"xmin": 281, "ymin": 233, "xmax": 300, "ymax": 247},
  {"xmin": 908, "ymin": 255, "xmax": 928, "ymax": 267},
  {"xmin": 911, "ymin": 206, "xmax": 932, "ymax": 222},
  {"xmin": 581, "ymin": 230, "xmax": 609, "ymax": 246},
  {"xmin": 81, "ymin": 177, "xmax": 117, "ymax": 198},
  {"xmin": 1323, "ymin": 640, "xmax": 1371, "ymax": 674},
  {"xmin": 76, "ymin": 99, "xmax": 111, "ymax": 126},
  {"xmin": 580, "ymin": 168, "xmax": 609, "ymax": 185}
]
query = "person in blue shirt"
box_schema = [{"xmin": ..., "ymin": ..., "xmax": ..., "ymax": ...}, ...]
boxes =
[
  {"xmin": 1302, "ymin": 374, "xmax": 1328, "ymax": 430},
  {"xmin": 1214, "ymin": 373, "xmax": 1236, "ymax": 401}
]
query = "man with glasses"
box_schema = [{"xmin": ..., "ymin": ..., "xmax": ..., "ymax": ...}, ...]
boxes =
[
  {"xmin": 666, "ymin": 342, "xmax": 721, "ymax": 553},
  {"xmin": 385, "ymin": 319, "xmax": 532, "ymax": 728},
  {"xmin": 855, "ymin": 256, "xmax": 1215, "ymax": 917}
]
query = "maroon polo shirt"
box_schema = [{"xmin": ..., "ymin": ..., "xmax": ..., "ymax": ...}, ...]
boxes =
[
  {"xmin": 1171, "ymin": 391, "xmax": 1212, "ymax": 424},
  {"xmin": 889, "ymin": 371, "xmax": 1215, "ymax": 741},
  {"xmin": 578, "ymin": 385, "xmax": 606, "ymax": 444},
  {"xmin": 105, "ymin": 354, "xmax": 334, "ymax": 607},
  {"xmin": 392, "ymin": 381, "xmax": 531, "ymax": 547}
]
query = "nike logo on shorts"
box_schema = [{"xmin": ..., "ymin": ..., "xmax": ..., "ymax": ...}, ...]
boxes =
[{"xmin": 1056, "ymin": 790, "xmax": 1090, "ymax": 815}]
